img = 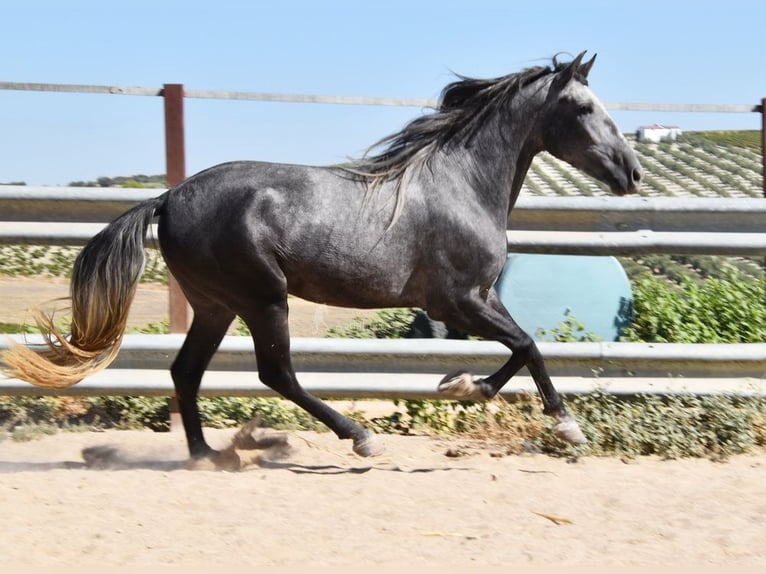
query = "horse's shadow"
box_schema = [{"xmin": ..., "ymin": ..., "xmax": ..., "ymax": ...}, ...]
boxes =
[
  {"xmin": 255, "ymin": 459, "xmax": 469, "ymax": 475},
  {"xmin": 0, "ymin": 446, "xmax": 190, "ymax": 473},
  {"xmin": 0, "ymin": 460, "xmax": 90, "ymax": 472},
  {"xmin": 0, "ymin": 443, "xmax": 471, "ymax": 475}
]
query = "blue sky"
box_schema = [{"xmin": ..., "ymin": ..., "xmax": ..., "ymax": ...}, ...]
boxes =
[{"xmin": 2, "ymin": 0, "xmax": 765, "ymax": 185}]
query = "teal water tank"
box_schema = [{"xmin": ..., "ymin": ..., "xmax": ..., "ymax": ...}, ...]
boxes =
[{"xmin": 495, "ymin": 254, "xmax": 633, "ymax": 341}]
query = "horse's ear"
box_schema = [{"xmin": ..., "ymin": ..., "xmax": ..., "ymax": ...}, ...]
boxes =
[
  {"xmin": 553, "ymin": 51, "xmax": 587, "ymax": 89},
  {"xmin": 581, "ymin": 53, "xmax": 597, "ymax": 78}
]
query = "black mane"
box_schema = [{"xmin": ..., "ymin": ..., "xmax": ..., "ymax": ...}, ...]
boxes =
[{"xmin": 349, "ymin": 56, "xmax": 582, "ymax": 184}]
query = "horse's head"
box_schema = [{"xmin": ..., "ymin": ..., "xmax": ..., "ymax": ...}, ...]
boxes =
[{"xmin": 541, "ymin": 52, "xmax": 642, "ymax": 195}]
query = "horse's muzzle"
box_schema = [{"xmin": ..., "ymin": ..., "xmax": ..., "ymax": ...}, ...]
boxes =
[{"xmin": 611, "ymin": 159, "xmax": 643, "ymax": 195}]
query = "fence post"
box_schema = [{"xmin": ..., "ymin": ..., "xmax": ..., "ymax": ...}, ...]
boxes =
[
  {"xmin": 762, "ymin": 98, "xmax": 766, "ymax": 198},
  {"xmin": 162, "ymin": 84, "xmax": 191, "ymax": 333},
  {"xmin": 163, "ymin": 83, "xmax": 190, "ymax": 431}
]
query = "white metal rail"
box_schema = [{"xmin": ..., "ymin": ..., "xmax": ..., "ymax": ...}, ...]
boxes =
[
  {"xmin": 1, "ymin": 336, "xmax": 764, "ymax": 397},
  {"xmin": 2, "ymin": 81, "xmax": 761, "ymax": 113},
  {"xmin": 2, "ymin": 188, "xmax": 765, "ymax": 255}
]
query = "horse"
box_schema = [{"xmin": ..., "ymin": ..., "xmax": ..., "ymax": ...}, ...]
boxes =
[{"xmin": 2, "ymin": 51, "xmax": 642, "ymax": 463}]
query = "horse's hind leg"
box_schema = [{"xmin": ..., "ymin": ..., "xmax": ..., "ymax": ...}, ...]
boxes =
[
  {"xmin": 170, "ymin": 303, "xmax": 236, "ymax": 460},
  {"xmin": 241, "ymin": 298, "xmax": 384, "ymax": 457}
]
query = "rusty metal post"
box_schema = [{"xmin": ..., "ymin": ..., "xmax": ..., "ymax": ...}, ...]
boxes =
[
  {"xmin": 163, "ymin": 83, "xmax": 189, "ymax": 431},
  {"xmin": 762, "ymin": 98, "xmax": 766, "ymax": 198},
  {"xmin": 163, "ymin": 84, "xmax": 191, "ymax": 333}
]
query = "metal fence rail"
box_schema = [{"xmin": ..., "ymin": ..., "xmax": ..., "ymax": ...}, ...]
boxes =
[
  {"xmin": 3, "ymin": 187, "xmax": 765, "ymax": 228},
  {"xmin": 1, "ymin": 336, "xmax": 764, "ymax": 397},
  {"xmin": 3, "ymin": 81, "xmax": 762, "ymax": 113},
  {"xmin": 2, "ymin": 188, "xmax": 765, "ymax": 255},
  {"xmin": 4, "ymin": 223, "xmax": 765, "ymax": 256}
]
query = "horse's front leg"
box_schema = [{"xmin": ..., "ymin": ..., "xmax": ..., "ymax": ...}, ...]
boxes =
[{"xmin": 433, "ymin": 289, "xmax": 587, "ymax": 444}]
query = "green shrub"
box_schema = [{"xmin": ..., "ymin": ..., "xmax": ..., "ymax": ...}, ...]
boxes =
[
  {"xmin": 0, "ymin": 396, "xmax": 61, "ymax": 427},
  {"xmin": 1, "ymin": 391, "xmax": 764, "ymax": 459},
  {"xmin": 0, "ymin": 322, "xmax": 38, "ymax": 334},
  {"xmin": 197, "ymin": 397, "xmax": 325, "ymax": 431},
  {"xmin": 623, "ymin": 273, "xmax": 765, "ymax": 343},
  {"xmin": 357, "ymin": 392, "xmax": 766, "ymax": 460},
  {"xmin": 325, "ymin": 308, "xmax": 417, "ymax": 339},
  {"xmin": 128, "ymin": 320, "xmax": 170, "ymax": 334},
  {"xmin": 559, "ymin": 390, "xmax": 766, "ymax": 460},
  {"xmin": 0, "ymin": 245, "xmax": 168, "ymax": 284},
  {"xmin": 0, "ymin": 395, "xmax": 327, "ymax": 436},
  {"xmin": 386, "ymin": 392, "xmax": 766, "ymax": 460},
  {"xmin": 84, "ymin": 396, "xmax": 170, "ymax": 432},
  {"xmin": 535, "ymin": 310, "xmax": 601, "ymax": 342}
]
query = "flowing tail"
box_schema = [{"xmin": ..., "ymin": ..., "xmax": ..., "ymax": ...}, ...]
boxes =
[{"xmin": 1, "ymin": 194, "xmax": 168, "ymax": 389}]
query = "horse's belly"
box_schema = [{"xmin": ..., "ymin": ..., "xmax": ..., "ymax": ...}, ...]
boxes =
[{"xmin": 281, "ymin": 256, "xmax": 421, "ymax": 310}]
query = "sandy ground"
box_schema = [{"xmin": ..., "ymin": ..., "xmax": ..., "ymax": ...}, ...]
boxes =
[{"xmin": 0, "ymin": 427, "xmax": 764, "ymax": 567}]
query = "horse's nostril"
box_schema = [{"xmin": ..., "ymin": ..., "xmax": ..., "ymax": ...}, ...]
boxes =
[{"xmin": 631, "ymin": 168, "xmax": 642, "ymax": 184}]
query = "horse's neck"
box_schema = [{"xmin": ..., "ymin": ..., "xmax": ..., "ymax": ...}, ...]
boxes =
[
  {"xmin": 507, "ymin": 141, "xmax": 539, "ymax": 212},
  {"xmin": 454, "ymin": 98, "xmax": 544, "ymax": 221}
]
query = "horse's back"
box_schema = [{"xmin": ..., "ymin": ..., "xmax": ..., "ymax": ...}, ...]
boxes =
[{"xmin": 160, "ymin": 160, "xmax": 349, "ymax": 238}]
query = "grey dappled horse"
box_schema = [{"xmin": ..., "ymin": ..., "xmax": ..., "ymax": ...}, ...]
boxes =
[{"xmin": 3, "ymin": 52, "xmax": 642, "ymax": 462}]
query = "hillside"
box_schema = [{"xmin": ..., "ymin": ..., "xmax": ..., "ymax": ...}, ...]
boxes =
[{"xmin": 67, "ymin": 174, "xmax": 166, "ymax": 188}]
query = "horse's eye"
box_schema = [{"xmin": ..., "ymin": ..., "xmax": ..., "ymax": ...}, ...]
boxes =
[{"xmin": 578, "ymin": 104, "xmax": 594, "ymax": 115}]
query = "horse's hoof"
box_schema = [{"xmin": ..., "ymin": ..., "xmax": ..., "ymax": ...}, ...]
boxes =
[
  {"xmin": 554, "ymin": 415, "xmax": 588, "ymax": 445},
  {"xmin": 353, "ymin": 432, "xmax": 385, "ymax": 457},
  {"xmin": 438, "ymin": 371, "xmax": 483, "ymax": 399}
]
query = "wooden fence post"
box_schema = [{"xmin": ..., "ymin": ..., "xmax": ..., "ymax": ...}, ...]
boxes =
[
  {"xmin": 761, "ymin": 98, "xmax": 766, "ymax": 198},
  {"xmin": 163, "ymin": 84, "xmax": 191, "ymax": 333},
  {"xmin": 163, "ymin": 83, "xmax": 190, "ymax": 431}
]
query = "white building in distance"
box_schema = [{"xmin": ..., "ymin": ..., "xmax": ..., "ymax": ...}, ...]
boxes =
[{"xmin": 636, "ymin": 124, "xmax": 683, "ymax": 142}]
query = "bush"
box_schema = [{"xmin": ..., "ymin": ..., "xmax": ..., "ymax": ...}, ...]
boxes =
[
  {"xmin": 390, "ymin": 397, "xmax": 546, "ymax": 450},
  {"xmin": 561, "ymin": 390, "xmax": 766, "ymax": 460},
  {"xmin": 197, "ymin": 397, "xmax": 326, "ymax": 431},
  {"xmin": 0, "ymin": 245, "xmax": 168, "ymax": 284},
  {"xmin": 376, "ymin": 392, "xmax": 766, "ymax": 460},
  {"xmin": 535, "ymin": 310, "xmax": 601, "ymax": 342},
  {"xmin": 0, "ymin": 395, "xmax": 327, "ymax": 437},
  {"xmin": 357, "ymin": 392, "xmax": 766, "ymax": 460},
  {"xmin": 623, "ymin": 273, "xmax": 765, "ymax": 343},
  {"xmin": 0, "ymin": 396, "xmax": 62, "ymax": 427},
  {"xmin": 2, "ymin": 391, "xmax": 764, "ymax": 459},
  {"xmin": 325, "ymin": 308, "xmax": 417, "ymax": 338}
]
